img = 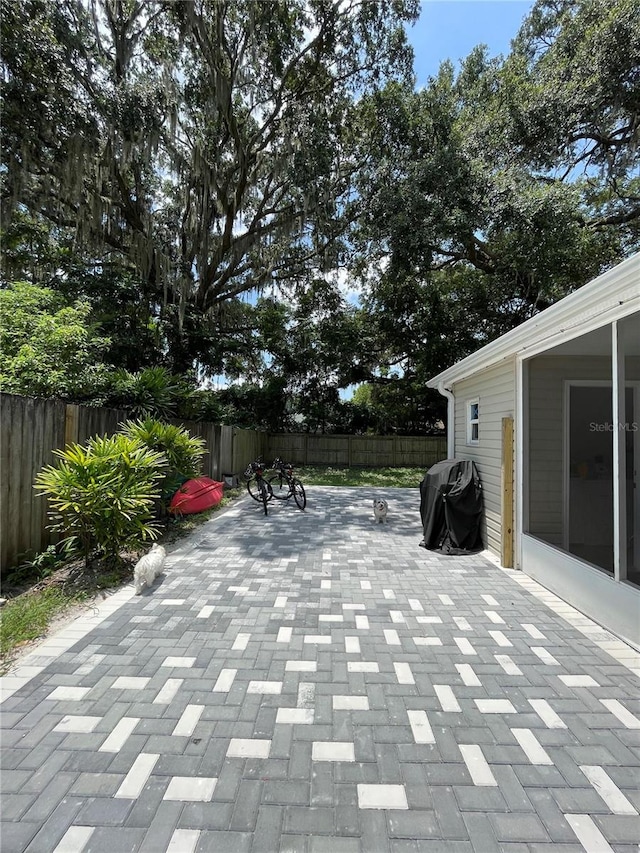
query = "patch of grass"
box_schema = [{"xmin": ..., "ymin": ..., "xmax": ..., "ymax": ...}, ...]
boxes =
[
  {"xmin": 296, "ymin": 466, "xmax": 425, "ymax": 488},
  {"xmin": 1, "ymin": 586, "xmax": 88, "ymax": 671}
]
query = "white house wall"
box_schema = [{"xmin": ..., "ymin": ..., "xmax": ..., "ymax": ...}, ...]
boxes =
[{"xmin": 453, "ymin": 359, "xmax": 516, "ymax": 558}]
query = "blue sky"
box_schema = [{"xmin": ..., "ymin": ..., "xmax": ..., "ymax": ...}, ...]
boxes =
[{"xmin": 407, "ymin": 0, "xmax": 534, "ymax": 85}]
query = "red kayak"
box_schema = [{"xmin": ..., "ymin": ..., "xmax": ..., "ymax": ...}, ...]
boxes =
[{"xmin": 169, "ymin": 477, "xmax": 224, "ymax": 515}]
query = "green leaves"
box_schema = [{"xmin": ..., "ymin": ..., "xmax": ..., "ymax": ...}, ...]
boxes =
[
  {"xmin": 34, "ymin": 433, "xmax": 166, "ymax": 567},
  {"xmin": 507, "ymin": 0, "xmax": 640, "ymax": 174},
  {"xmin": 0, "ymin": 282, "xmax": 111, "ymax": 399},
  {"xmin": 343, "ymin": 1, "xmax": 639, "ymax": 434},
  {"xmin": 121, "ymin": 418, "xmax": 206, "ymax": 503},
  {"xmin": 32, "ymin": 416, "xmax": 211, "ymax": 569},
  {"xmin": 105, "ymin": 368, "xmax": 187, "ymax": 420},
  {"xmin": 2, "ymin": 0, "xmax": 419, "ymax": 330},
  {"xmin": 3, "ymin": 0, "xmax": 638, "ymax": 439}
]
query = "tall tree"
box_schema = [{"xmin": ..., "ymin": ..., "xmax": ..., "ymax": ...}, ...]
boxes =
[
  {"xmin": 504, "ymin": 0, "xmax": 640, "ymax": 197},
  {"xmin": 2, "ymin": 0, "xmax": 418, "ymax": 369},
  {"xmin": 351, "ymin": 0, "xmax": 640, "ymax": 407},
  {"xmin": 220, "ymin": 285, "xmax": 374, "ymax": 432}
]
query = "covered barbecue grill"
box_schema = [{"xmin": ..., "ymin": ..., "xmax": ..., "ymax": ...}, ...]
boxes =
[{"xmin": 419, "ymin": 459, "xmax": 483, "ymax": 554}]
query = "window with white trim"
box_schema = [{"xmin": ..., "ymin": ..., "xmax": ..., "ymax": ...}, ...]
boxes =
[{"xmin": 467, "ymin": 399, "xmax": 479, "ymax": 444}]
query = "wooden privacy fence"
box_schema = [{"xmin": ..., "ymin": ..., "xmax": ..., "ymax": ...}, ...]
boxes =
[
  {"xmin": 266, "ymin": 433, "xmax": 446, "ymax": 469},
  {"xmin": 1, "ymin": 395, "xmax": 67, "ymax": 577},
  {"xmin": 0, "ymin": 393, "xmax": 446, "ymax": 572},
  {"xmin": 0, "ymin": 394, "xmax": 267, "ymax": 573}
]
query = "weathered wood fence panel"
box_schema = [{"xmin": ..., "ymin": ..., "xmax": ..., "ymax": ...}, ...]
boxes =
[
  {"xmin": 168, "ymin": 419, "xmax": 222, "ymax": 481},
  {"xmin": 395, "ymin": 436, "xmax": 448, "ymax": 468},
  {"xmin": 219, "ymin": 425, "xmax": 234, "ymax": 478},
  {"xmin": 1, "ymin": 393, "xmax": 446, "ymax": 572},
  {"xmin": 304, "ymin": 435, "xmax": 349, "ymax": 467},
  {"xmin": 1, "ymin": 395, "xmax": 66, "ymax": 572},
  {"xmin": 267, "ymin": 433, "xmax": 309, "ymax": 464},
  {"xmin": 64, "ymin": 403, "xmax": 132, "ymax": 447},
  {"xmin": 77, "ymin": 406, "xmax": 130, "ymax": 446},
  {"xmin": 267, "ymin": 433, "xmax": 447, "ymax": 468},
  {"xmin": 232, "ymin": 427, "xmax": 267, "ymax": 476},
  {"xmin": 350, "ymin": 436, "xmax": 395, "ymax": 467}
]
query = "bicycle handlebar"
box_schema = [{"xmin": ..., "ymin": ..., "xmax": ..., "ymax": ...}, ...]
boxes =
[
  {"xmin": 244, "ymin": 458, "xmax": 266, "ymax": 478},
  {"xmin": 246, "ymin": 457, "xmax": 295, "ymax": 478},
  {"xmin": 271, "ymin": 457, "xmax": 293, "ymax": 471}
]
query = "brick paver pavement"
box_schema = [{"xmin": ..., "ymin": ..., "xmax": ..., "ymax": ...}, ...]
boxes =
[{"xmin": 1, "ymin": 486, "xmax": 639, "ymax": 853}]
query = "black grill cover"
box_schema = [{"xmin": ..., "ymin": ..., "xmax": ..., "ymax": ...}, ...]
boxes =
[{"xmin": 419, "ymin": 459, "xmax": 483, "ymax": 554}]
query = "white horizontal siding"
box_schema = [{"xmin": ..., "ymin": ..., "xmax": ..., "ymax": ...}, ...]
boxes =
[
  {"xmin": 452, "ymin": 360, "xmax": 516, "ymax": 558},
  {"xmin": 443, "ymin": 324, "xmax": 639, "ymax": 563}
]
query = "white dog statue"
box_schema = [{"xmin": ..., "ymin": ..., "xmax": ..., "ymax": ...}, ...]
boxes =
[
  {"xmin": 133, "ymin": 543, "xmax": 166, "ymax": 594},
  {"xmin": 373, "ymin": 498, "xmax": 389, "ymax": 524}
]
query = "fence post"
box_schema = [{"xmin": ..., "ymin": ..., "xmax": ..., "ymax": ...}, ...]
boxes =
[{"xmin": 65, "ymin": 404, "xmax": 80, "ymax": 447}]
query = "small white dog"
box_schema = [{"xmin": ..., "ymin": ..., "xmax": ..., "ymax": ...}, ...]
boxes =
[
  {"xmin": 373, "ymin": 498, "xmax": 389, "ymax": 524},
  {"xmin": 133, "ymin": 543, "xmax": 166, "ymax": 594}
]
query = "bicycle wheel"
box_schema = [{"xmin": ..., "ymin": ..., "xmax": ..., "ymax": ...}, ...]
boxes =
[
  {"xmin": 247, "ymin": 477, "xmax": 263, "ymax": 502},
  {"xmin": 292, "ymin": 478, "xmax": 306, "ymax": 510},
  {"xmin": 267, "ymin": 473, "xmax": 289, "ymax": 499},
  {"xmin": 259, "ymin": 479, "xmax": 272, "ymax": 515}
]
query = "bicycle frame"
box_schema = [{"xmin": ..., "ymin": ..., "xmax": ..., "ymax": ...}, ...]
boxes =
[
  {"xmin": 244, "ymin": 458, "xmax": 272, "ymax": 515},
  {"xmin": 267, "ymin": 458, "xmax": 306, "ymax": 510}
]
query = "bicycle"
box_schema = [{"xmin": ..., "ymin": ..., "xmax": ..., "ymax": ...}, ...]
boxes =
[
  {"xmin": 267, "ymin": 457, "xmax": 306, "ymax": 510},
  {"xmin": 244, "ymin": 458, "xmax": 273, "ymax": 515}
]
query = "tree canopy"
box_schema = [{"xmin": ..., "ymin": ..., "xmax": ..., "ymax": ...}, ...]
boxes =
[
  {"xmin": 2, "ymin": 0, "xmax": 418, "ymax": 367},
  {"xmin": 347, "ymin": 0, "xmax": 639, "ymax": 421},
  {"xmin": 2, "ymin": 0, "xmax": 638, "ymax": 433}
]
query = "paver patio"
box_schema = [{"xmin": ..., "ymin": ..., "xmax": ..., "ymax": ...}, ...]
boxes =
[{"xmin": 1, "ymin": 486, "xmax": 639, "ymax": 853}]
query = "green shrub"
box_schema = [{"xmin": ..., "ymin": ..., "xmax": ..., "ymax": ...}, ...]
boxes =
[
  {"xmin": 176, "ymin": 389, "xmax": 225, "ymax": 422},
  {"xmin": 105, "ymin": 367, "xmax": 186, "ymax": 419},
  {"xmin": 0, "ymin": 281, "xmax": 111, "ymax": 399},
  {"xmin": 4, "ymin": 540, "xmax": 78, "ymax": 587},
  {"xmin": 34, "ymin": 434, "xmax": 166, "ymax": 567},
  {"xmin": 120, "ymin": 418, "xmax": 206, "ymax": 506}
]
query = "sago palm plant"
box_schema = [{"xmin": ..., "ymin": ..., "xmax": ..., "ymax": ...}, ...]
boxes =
[
  {"xmin": 120, "ymin": 418, "xmax": 207, "ymax": 509},
  {"xmin": 35, "ymin": 434, "xmax": 166, "ymax": 568}
]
